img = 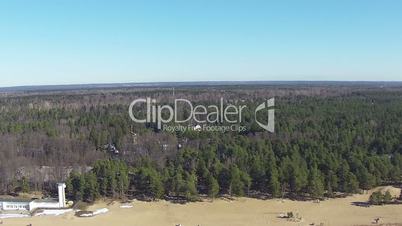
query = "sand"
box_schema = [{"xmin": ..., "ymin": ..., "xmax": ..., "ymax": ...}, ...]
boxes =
[
  {"xmin": 3, "ymin": 186, "xmax": 402, "ymax": 226},
  {"xmin": 374, "ymin": 186, "xmax": 402, "ymax": 198}
]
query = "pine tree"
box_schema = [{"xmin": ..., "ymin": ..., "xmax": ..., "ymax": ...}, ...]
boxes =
[
  {"xmin": 369, "ymin": 191, "xmax": 383, "ymax": 205},
  {"xmin": 184, "ymin": 172, "xmax": 198, "ymax": 201},
  {"xmin": 307, "ymin": 165, "xmax": 324, "ymax": 198},
  {"xmin": 383, "ymin": 191, "xmax": 392, "ymax": 203},
  {"xmin": 206, "ymin": 174, "xmax": 219, "ymax": 198},
  {"xmin": 106, "ymin": 162, "xmax": 117, "ymax": 197},
  {"xmin": 148, "ymin": 169, "xmax": 164, "ymax": 199},
  {"xmin": 241, "ymin": 171, "xmax": 252, "ymax": 195},
  {"xmin": 83, "ymin": 172, "xmax": 99, "ymax": 202},
  {"xmin": 282, "ymin": 152, "xmax": 308, "ymax": 194},
  {"xmin": 68, "ymin": 172, "xmax": 85, "ymax": 201},
  {"xmin": 229, "ymin": 166, "xmax": 245, "ymax": 196},
  {"xmin": 325, "ymin": 170, "xmax": 338, "ymax": 197},
  {"xmin": 345, "ymin": 172, "xmax": 359, "ymax": 194},
  {"xmin": 171, "ymin": 167, "xmax": 186, "ymax": 197},
  {"xmin": 266, "ymin": 150, "xmax": 280, "ymax": 197},
  {"xmin": 136, "ymin": 167, "xmax": 164, "ymax": 199},
  {"xmin": 20, "ymin": 176, "xmax": 30, "ymax": 193},
  {"xmin": 116, "ymin": 161, "xmax": 129, "ymax": 198}
]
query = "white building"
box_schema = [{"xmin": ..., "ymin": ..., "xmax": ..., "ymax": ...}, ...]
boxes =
[{"xmin": 0, "ymin": 183, "xmax": 66, "ymax": 212}]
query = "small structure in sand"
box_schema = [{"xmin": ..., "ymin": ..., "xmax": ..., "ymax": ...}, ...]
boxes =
[
  {"xmin": 0, "ymin": 183, "xmax": 66, "ymax": 212},
  {"xmin": 278, "ymin": 211, "xmax": 303, "ymax": 222}
]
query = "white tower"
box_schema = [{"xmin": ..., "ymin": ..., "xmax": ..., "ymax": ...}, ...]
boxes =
[{"xmin": 57, "ymin": 183, "xmax": 66, "ymax": 208}]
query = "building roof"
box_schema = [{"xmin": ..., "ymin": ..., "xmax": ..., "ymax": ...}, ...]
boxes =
[
  {"xmin": 0, "ymin": 198, "xmax": 60, "ymax": 204},
  {"xmin": 0, "ymin": 198, "xmax": 31, "ymax": 203},
  {"xmin": 31, "ymin": 198, "xmax": 58, "ymax": 203}
]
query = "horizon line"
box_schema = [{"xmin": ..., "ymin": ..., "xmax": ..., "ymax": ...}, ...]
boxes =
[{"xmin": 2, "ymin": 80, "xmax": 402, "ymax": 90}]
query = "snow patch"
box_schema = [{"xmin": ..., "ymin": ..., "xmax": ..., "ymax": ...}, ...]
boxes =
[
  {"xmin": 80, "ymin": 208, "xmax": 109, "ymax": 217},
  {"xmin": 93, "ymin": 208, "xmax": 108, "ymax": 215},
  {"xmin": 34, "ymin": 209, "xmax": 73, "ymax": 216},
  {"xmin": 120, "ymin": 204, "xmax": 133, "ymax": 208},
  {"xmin": 0, "ymin": 213, "xmax": 30, "ymax": 219}
]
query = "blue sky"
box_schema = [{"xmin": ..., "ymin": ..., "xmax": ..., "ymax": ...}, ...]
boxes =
[{"xmin": 0, "ymin": 0, "xmax": 401, "ymax": 86}]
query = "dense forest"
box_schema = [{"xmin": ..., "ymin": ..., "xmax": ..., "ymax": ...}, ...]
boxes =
[{"xmin": 0, "ymin": 83, "xmax": 401, "ymax": 202}]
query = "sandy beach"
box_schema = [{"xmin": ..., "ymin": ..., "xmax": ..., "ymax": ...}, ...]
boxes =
[{"xmin": 3, "ymin": 187, "xmax": 402, "ymax": 226}]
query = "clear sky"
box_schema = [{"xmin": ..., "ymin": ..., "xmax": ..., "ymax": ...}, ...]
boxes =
[{"xmin": 0, "ymin": 0, "xmax": 401, "ymax": 87}]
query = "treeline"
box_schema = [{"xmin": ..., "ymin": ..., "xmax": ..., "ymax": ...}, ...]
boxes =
[
  {"xmin": 0, "ymin": 87, "xmax": 401, "ymax": 200},
  {"xmin": 66, "ymin": 138, "xmax": 402, "ymax": 202}
]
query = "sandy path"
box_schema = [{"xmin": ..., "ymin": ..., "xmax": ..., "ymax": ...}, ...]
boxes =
[{"xmin": 3, "ymin": 190, "xmax": 402, "ymax": 226}]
